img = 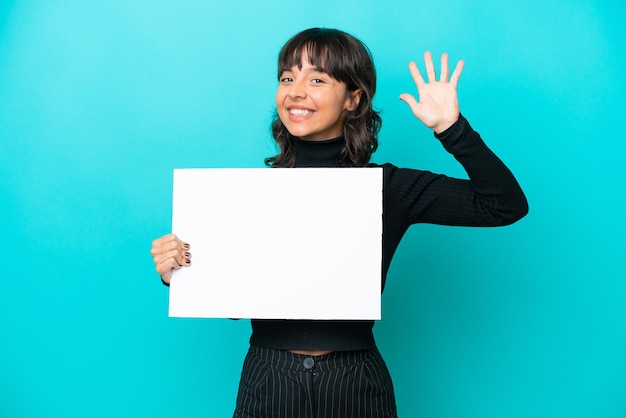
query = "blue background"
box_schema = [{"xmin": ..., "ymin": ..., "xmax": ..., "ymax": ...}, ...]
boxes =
[{"xmin": 1, "ymin": 1, "xmax": 624, "ymax": 417}]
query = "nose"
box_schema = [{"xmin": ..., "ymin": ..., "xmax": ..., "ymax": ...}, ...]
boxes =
[{"xmin": 288, "ymin": 79, "xmax": 306, "ymax": 99}]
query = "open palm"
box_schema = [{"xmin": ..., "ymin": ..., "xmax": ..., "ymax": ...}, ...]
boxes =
[{"xmin": 400, "ymin": 51, "xmax": 464, "ymax": 134}]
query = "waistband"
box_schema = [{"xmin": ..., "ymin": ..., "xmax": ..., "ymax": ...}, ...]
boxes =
[{"xmin": 246, "ymin": 345, "xmax": 383, "ymax": 373}]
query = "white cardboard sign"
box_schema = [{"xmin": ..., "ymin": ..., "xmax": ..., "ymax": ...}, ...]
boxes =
[{"xmin": 168, "ymin": 167, "xmax": 382, "ymax": 320}]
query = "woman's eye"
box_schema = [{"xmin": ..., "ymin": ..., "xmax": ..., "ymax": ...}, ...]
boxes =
[
  {"xmin": 311, "ymin": 78, "xmax": 325, "ymax": 84},
  {"xmin": 280, "ymin": 76, "xmax": 293, "ymax": 83}
]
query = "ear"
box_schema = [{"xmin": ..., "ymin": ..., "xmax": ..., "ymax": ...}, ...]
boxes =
[{"xmin": 346, "ymin": 88, "xmax": 362, "ymax": 111}]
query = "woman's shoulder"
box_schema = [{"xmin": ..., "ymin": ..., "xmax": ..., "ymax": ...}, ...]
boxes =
[
  {"xmin": 366, "ymin": 162, "xmax": 396, "ymax": 170},
  {"xmin": 367, "ymin": 162, "xmax": 440, "ymax": 190}
]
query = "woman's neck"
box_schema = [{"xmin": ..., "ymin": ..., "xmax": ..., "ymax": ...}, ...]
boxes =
[{"xmin": 293, "ymin": 135, "xmax": 345, "ymax": 168}]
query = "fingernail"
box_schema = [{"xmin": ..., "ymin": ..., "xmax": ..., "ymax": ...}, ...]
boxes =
[
  {"xmin": 185, "ymin": 259, "xmax": 191, "ymax": 264},
  {"xmin": 184, "ymin": 243, "xmax": 190, "ymax": 249},
  {"xmin": 184, "ymin": 252, "xmax": 190, "ymax": 257}
]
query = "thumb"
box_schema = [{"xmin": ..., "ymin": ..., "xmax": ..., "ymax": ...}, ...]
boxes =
[{"xmin": 399, "ymin": 93, "xmax": 421, "ymax": 117}]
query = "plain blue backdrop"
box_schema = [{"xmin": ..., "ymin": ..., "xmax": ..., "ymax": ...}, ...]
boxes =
[{"xmin": 1, "ymin": 1, "xmax": 624, "ymax": 417}]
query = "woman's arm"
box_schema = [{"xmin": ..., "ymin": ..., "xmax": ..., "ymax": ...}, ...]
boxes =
[
  {"xmin": 385, "ymin": 116, "xmax": 528, "ymax": 227},
  {"xmin": 387, "ymin": 52, "xmax": 527, "ymax": 226}
]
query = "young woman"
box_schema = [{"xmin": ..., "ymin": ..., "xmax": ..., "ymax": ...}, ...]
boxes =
[{"xmin": 150, "ymin": 28, "xmax": 528, "ymax": 418}]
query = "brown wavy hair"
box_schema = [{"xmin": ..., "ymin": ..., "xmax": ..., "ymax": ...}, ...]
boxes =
[{"xmin": 265, "ymin": 28, "xmax": 382, "ymax": 167}]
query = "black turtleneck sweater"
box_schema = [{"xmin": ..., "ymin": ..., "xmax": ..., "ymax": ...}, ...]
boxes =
[{"xmin": 249, "ymin": 115, "xmax": 528, "ymax": 350}]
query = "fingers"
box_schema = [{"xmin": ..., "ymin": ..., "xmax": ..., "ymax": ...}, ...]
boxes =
[
  {"xmin": 410, "ymin": 52, "xmax": 463, "ymax": 84},
  {"xmin": 151, "ymin": 233, "xmax": 188, "ymax": 250},
  {"xmin": 402, "ymin": 52, "xmax": 463, "ymax": 130},
  {"xmin": 151, "ymin": 234, "xmax": 190, "ymax": 256},
  {"xmin": 153, "ymin": 246, "xmax": 191, "ymax": 269},
  {"xmin": 424, "ymin": 51, "xmax": 436, "ymax": 82},
  {"xmin": 408, "ymin": 61, "xmax": 425, "ymax": 89},
  {"xmin": 440, "ymin": 53, "xmax": 449, "ymax": 82},
  {"xmin": 449, "ymin": 59, "xmax": 465, "ymax": 88},
  {"xmin": 150, "ymin": 233, "xmax": 192, "ymax": 284}
]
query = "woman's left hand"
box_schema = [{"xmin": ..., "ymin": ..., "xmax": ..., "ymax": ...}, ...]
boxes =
[{"xmin": 399, "ymin": 52, "xmax": 464, "ymax": 134}]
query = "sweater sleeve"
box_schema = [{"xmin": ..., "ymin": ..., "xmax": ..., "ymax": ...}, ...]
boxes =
[{"xmin": 384, "ymin": 115, "xmax": 528, "ymax": 227}]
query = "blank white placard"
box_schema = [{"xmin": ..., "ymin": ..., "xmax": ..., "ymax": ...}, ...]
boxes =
[{"xmin": 168, "ymin": 167, "xmax": 382, "ymax": 320}]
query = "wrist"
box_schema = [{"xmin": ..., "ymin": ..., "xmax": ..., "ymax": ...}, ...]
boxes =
[{"xmin": 433, "ymin": 118, "xmax": 457, "ymax": 135}]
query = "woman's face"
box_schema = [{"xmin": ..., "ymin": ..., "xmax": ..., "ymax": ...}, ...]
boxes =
[{"xmin": 276, "ymin": 52, "xmax": 360, "ymax": 141}]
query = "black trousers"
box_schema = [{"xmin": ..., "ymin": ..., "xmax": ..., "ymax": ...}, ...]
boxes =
[{"xmin": 233, "ymin": 346, "xmax": 397, "ymax": 418}]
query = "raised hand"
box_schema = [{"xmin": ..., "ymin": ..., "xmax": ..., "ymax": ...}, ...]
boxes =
[{"xmin": 399, "ymin": 51, "xmax": 464, "ymax": 134}]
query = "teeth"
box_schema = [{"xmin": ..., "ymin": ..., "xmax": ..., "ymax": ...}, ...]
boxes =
[{"xmin": 289, "ymin": 109, "xmax": 313, "ymax": 116}]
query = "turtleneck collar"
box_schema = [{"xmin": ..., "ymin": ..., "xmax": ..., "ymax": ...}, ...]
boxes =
[{"xmin": 293, "ymin": 135, "xmax": 346, "ymax": 168}]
